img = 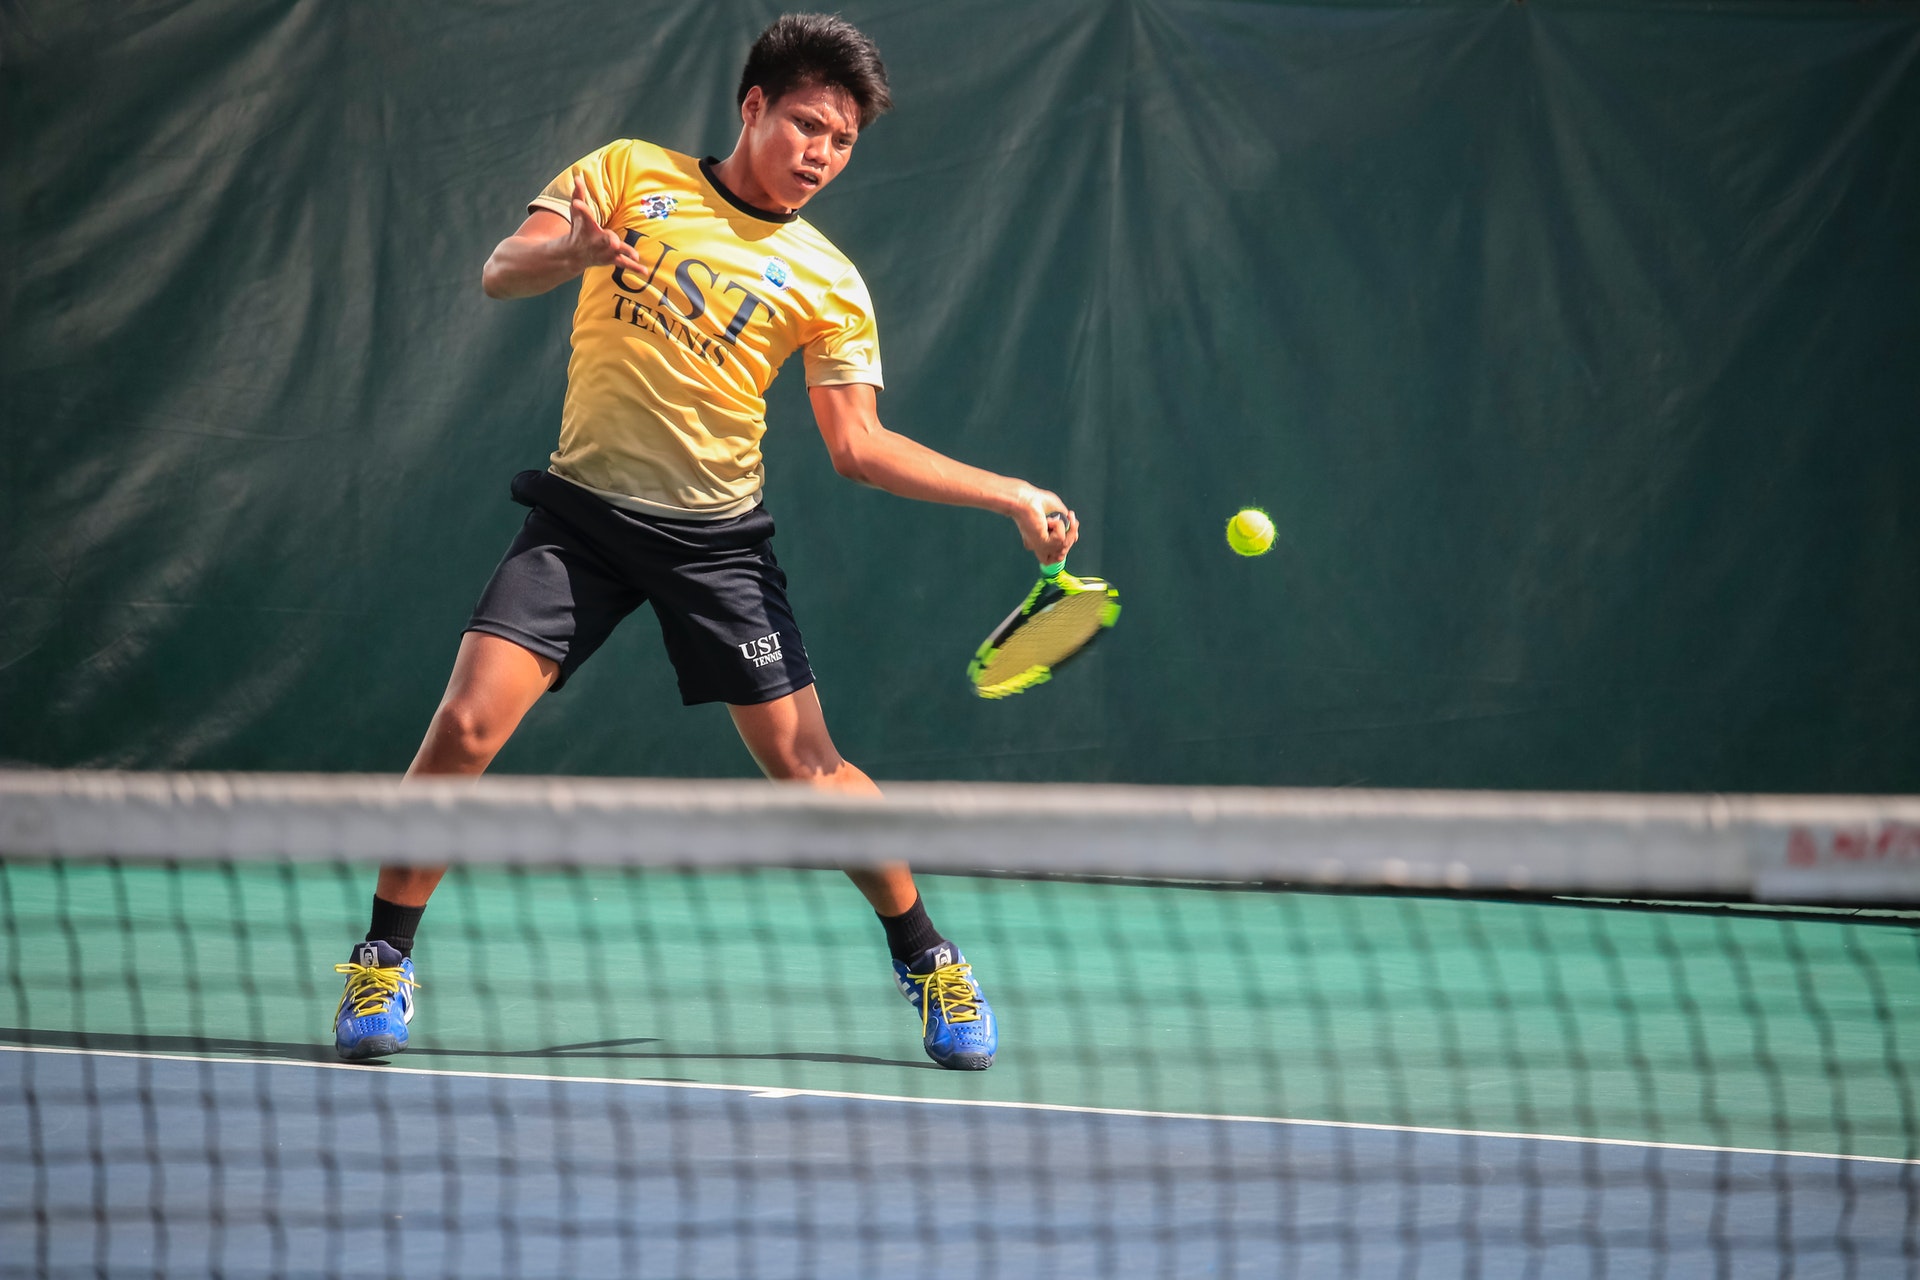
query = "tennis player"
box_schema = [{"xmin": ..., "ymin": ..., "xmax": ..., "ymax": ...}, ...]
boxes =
[{"xmin": 332, "ymin": 14, "xmax": 1076, "ymax": 1070}]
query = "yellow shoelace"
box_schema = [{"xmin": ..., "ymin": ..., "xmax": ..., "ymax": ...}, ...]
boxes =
[
  {"xmin": 906, "ymin": 962, "xmax": 981, "ymax": 1033},
  {"xmin": 333, "ymin": 960, "xmax": 419, "ymax": 1019}
]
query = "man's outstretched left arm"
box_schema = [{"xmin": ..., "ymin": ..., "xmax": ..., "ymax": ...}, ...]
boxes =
[{"xmin": 809, "ymin": 384, "xmax": 1078, "ymax": 565}]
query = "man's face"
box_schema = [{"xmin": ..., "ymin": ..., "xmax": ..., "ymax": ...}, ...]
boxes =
[{"xmin": 741, "ymin": 82, "xmax": 859, "ymax": 213}]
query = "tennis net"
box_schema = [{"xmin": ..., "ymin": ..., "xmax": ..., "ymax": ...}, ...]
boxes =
[{"xmin": 3, "ymin": 771, "xmax": 1917, "ymax": 1278}]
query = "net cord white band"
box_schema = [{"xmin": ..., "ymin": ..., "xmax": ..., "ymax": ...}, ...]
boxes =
[{"xmin": 3, "ymin": 771, "xmax": 1918, "ymax": 902}]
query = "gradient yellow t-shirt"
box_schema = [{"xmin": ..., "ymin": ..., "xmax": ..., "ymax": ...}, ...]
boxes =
[{"xmin": 528, "ymin": 138, "xmax": 883, "ymax": 519}]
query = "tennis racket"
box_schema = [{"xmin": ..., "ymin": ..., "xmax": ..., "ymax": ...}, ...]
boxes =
[{"xmin": 966, "ymin": 523, "xmax": 1120, "ymax": 700}]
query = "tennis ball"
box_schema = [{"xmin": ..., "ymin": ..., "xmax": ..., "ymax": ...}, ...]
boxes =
[{"xmin": 1226, "ymin": 508, "xmax": 1275, "ymax": 557}]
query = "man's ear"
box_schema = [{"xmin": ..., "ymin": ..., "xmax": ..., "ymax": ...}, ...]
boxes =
[{"xmin": 740, "ymin": 84, "xmax": 766, "ymax": 127}]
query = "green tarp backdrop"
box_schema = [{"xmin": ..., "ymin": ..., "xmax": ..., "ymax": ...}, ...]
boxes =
[{"xmin": 3, "ymin": 0, "xmax": 1917, "ymax": 789}]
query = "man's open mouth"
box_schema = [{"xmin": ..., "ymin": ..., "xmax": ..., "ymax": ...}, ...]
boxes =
[{"xmin": 796, "ymin": 171, "xmax": 821, "ymax": 189}]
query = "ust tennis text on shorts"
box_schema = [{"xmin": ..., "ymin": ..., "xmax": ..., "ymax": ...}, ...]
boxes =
[{"xmin": 739, "ymin": 631, "xmax": 783, "ymax": 667}]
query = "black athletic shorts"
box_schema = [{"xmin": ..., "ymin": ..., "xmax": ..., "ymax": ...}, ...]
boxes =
[{"xmin": 465, "ymin": 469, "xmax": 815, "ymax": 704}]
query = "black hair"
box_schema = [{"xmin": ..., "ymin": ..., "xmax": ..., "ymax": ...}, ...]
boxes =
[{"xmin": 737, "ymin": 13, "xmax": 892, "ymax": 130}]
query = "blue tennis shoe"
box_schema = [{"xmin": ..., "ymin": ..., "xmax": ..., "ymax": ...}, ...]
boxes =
[
  {"xmin": 894, "ymin": 943, "xmax": 997, "ymax": 1070},
  {"xmin": 333, "ymin": 940, "xmax": 417, "ymax": 1061}
]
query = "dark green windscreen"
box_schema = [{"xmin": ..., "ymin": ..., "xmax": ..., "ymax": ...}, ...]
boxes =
[{"xmin": 3, "ymin": 1, "xmax": 1917, "ymax": 789}]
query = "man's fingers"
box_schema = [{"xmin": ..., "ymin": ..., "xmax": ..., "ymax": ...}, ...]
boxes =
[
  {"xmin": 1026, "ymin": 504, "xmax": 1075, "ymax": 564},
  {"xmin": 1052, "ymin": 509, "xmax": 1078, "ymax": 559},
  {"xmin": 570, "ymin": 176, "xmax": 600, "ymax": 228},
  {"xmin": 601, "ymin": 227, "xmax": 643, "ymax": 270}
]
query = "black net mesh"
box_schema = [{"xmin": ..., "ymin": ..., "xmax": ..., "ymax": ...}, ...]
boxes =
[{"xmin": 2, "ymin": 773, "xmax": 1917, "ymax": 1278}]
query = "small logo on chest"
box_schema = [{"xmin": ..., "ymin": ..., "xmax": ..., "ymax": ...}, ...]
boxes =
[{"xmin": 638, "ymin": 194, "xmax": 678, "ymax": 220}]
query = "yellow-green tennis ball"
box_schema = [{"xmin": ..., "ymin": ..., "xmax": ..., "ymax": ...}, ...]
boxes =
[{"xmin": 1226, "ymin": 508, "xmax": 1275, "ymax": 556}]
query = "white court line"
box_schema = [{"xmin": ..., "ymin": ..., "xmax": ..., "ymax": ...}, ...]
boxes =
[{"xmin": 4, "ymin": 1042, "xmax": 1917, "ymax": 1169}]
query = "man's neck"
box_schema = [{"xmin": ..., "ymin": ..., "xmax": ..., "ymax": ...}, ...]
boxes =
[{"xmin": 710, "ymin": 145, "xmax": 792, "ymax": 218}]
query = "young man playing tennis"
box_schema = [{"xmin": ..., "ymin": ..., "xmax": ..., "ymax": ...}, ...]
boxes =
[{"xmin": 331, "ymin": 14, "xmax": 1076, "ymax": 1071}]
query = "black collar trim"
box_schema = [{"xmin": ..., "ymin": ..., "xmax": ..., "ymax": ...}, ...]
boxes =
[{"xmin": 700, "ymin": 157, "xmax": 796, "ymax": 224}]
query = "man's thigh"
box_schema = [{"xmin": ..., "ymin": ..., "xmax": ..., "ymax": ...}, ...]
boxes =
[{"xmin": 465, "ymin": 505, "xmax": 646, "ymax": 691}]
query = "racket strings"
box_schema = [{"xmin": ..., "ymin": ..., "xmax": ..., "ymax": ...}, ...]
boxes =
[{"xmin": 975, "ymin": 592, "xmax": 1111, "ymax": 681}]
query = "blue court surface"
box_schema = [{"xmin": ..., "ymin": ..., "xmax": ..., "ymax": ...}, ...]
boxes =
[
  {"xmin": 4, "ymin": 864, "xmax": 1918, "ymax": 1276},
  {"xmin": 4, "ymin": 1046, "xmax": 1916, "ymax": 1279}
]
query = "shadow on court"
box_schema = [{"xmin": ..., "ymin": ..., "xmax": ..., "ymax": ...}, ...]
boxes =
[{"xmin": 0, "ymin": 1027, "xmax": 933, "ymax": 1071}]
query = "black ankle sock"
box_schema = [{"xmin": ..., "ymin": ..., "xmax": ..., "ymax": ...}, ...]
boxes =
[
  {"xmin": 367, "ymin": 896, "xmax": 426, "ymax": 958},
  {"xmin": 877, "ymin": 895, "xmax": 946, "ymax": 965}
]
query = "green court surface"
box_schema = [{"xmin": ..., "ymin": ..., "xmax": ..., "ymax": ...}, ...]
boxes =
[{"xmin": 4, "ymin": 861, "xmax": 1916, "ymax": 1160}]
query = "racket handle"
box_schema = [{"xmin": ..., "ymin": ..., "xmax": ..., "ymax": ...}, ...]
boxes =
[{"xmin": 1040, "ymin": 561, "xmax": 1066, "ymax": 579}]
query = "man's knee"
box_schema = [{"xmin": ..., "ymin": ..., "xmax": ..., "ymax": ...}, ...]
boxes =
[
  {"xmin": 429, "ymin": 697, "xmax": 514, "ymax": 764},
  {"xmin": 757, "ymin": 739, "xmax": 845, "ymax": 783}
]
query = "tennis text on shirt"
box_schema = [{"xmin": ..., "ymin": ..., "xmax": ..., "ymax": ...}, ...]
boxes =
[{"xmin": 528, "ymin": 138, "xmax": 883, "ymax": 519}]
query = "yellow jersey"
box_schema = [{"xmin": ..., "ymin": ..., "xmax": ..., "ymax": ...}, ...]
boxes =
[{"xmin": 528, "ymin": 138, "xmax": 883, "ymax": 519}]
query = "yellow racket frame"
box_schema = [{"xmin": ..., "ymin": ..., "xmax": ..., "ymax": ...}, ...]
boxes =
[{"xmin": 966, "ymin": 565, "xmax": 1121, "ymax": 699}]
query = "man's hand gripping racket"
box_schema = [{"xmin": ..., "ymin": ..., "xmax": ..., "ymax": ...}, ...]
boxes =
[{"xmin": 967, "ymin": 509, "xmax": 1120, "ymax": 700}]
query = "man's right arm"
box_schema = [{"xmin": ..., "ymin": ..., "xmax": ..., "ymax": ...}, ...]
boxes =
[{"xmin": 481, "ymin": 177, "xmax": 647, "ymax": 299}]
